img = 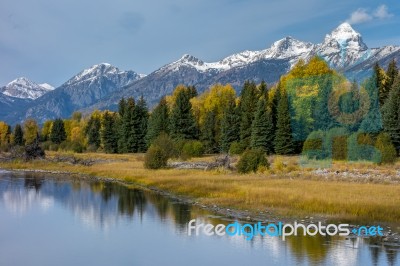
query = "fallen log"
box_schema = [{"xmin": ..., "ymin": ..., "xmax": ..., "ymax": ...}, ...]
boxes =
[{"xmin": 168, "ymin": 155, "xmax": 233, "ymax": 170}]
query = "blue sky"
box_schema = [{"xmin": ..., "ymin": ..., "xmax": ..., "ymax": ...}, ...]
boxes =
[{"xmin": 0, "ymin": 0, "xmax": 399, "ymax": 87}]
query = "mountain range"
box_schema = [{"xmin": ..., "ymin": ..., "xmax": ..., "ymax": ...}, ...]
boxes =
[{"xmin": 1, "ymin": 22, "xmax": 399, "ymax": 124}]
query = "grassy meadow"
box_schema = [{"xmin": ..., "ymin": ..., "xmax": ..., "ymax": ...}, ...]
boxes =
[{"xmin": 1, "ymin": 151, "xmax": 400, "ymax": 225}]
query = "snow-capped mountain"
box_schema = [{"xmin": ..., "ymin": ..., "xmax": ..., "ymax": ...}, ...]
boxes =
[
  {"xmin": 85, "ymin": 23, "xmax": 398, "ymax": 113},
  {"xmin": 2, "ymin": 23, "xmax": 399, "ymax": 124},
  {"xmin": 8, "ymin": 63, "xmax": 144, "ymax": 124},
  {"xmin": 0, "ymin": 77, "xmax": 54, "ymax": 100},
  {"xmin": 316, "ymin": 22, "xmax": 369, "ymax": 69},
  {"xmin": 160, "ymin": 36, "xmax": 315, "ymax": 74},
  {"xmin": 155, "ymin": 22, "xmax": 396, "ymax": 77}
]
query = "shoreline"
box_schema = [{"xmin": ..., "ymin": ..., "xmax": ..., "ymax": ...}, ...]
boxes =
[{"xmin": 1, "ymin": 166, "xmax": 399, "ymax": 245}]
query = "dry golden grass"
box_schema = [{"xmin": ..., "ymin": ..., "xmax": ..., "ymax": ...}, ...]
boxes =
[{"xmin": 1, "ymin": 151, "xmax": 400, "ymax": 223}]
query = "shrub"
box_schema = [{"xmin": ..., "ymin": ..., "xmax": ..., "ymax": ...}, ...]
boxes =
[
  {"xmin": 71, "ymin": 142, "xmax": 84, "ymax": 153},
  {"xmin": 144, "ymin": 134, "xmax": 176, "ymax": 169},
  {"xmin": 229, "ymin": 141, "xmax": 244, "ymax": 155},
  {"xmin": 86, "ymin": 144, "xmax": 98, "ymax": 153},
  {"xmin": 237, "ymin": 149, "xmax": 269, "ymax": 174},
  {"xmin": 144, "ymin": 145, "xmax": 168, "ymax": 169},
  {"xmin": 152, "ymin": 133, "xmax": 177, "ymax": 158},
  {"xmin": 49, "ymin": 143, "xmax": 59, "ymax": 151},
  {"xmin": 172, "ymin": 139, "xmax": 186, "ymax": 158},
  {"xmin": 375, "ymin": 132, "xmax": 397, "ymax": 165},
  {"xmin": 347, "ymin": 132, "xmax": 378, "ymax": 162},
  {"xmin": 326, "ymin": 127, "xmax": 349, "ymax": 161},
  {"xmin": 182, "ymin": 140, "xmax": 204, "ymax": 159},
  {"xmin": 41, "ymin": 141, "xmax": 52, "ymax": 151},
  {"xmin": 302, "ymin": 130, "xmax": 327, "ymax": 160}
]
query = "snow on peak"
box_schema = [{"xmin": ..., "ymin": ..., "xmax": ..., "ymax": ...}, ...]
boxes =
[
  {"xmin": 63, "ymin": 63, "xmax": 143, "ymax": 87},
  {"xmin": 323, "ymin": 23, "xmax": 367, "ymax": 50},
  {"xmin": 318, "ymin": 23, "xmax": 369, "ymax": 68},
  {"xmin": 179, "ymin": 54, "xmax": 203, "ymax": 63},
  {"xmin": 66, "ymin": 63, "xmax": 122, "ymax": 85},
  {"xmin": 1, "ymin": 77, "xmax": 54, "ymax": 99},
  {"xmin": 39, "ymin": 83, "xmax": 55, "ymax": 91},
  {"xmin": 267, "ymin": 36, "xmax": 315, "ymax": 58}
]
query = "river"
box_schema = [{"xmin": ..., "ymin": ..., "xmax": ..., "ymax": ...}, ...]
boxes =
[{"xmin": 0, "ymin": 171, "xmax": 398, "ymax": 266}]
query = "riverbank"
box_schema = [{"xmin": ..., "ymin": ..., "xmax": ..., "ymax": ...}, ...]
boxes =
[{"xmin": 1, "ymin": 151, "xmax": 400, "ymax": 228}]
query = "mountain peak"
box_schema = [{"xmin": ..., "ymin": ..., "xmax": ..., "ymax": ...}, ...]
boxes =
[
  {"xmin": 336, "ymin": 22, "xmax": 354, "ymax": 31},
  {"xmin": 268, "ymin": 36, "xmax": 314, "ymax": 58},
  {"xmin": 65, "ymin": 63, "xmax": 121, "ymax": 85},
  {"xmin": 179, "ymin": 54, "xmax": 203, "ymax": 64},
  {"xmin": 1, "ymin": 77, "xmax": 54, "ymax": 100},
  {"xmin": 8, "ymin": 77, "xmax": 35, "ymax": 87},
  {"xmin": 324, "ymin": 22, "xmax": 367, "ymax": 50}
]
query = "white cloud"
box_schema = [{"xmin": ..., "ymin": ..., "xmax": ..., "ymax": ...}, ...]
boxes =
[
  {"xmin": 373, "ymin": 5, "xmax": 393, "ymax": 19},
  {"xmin": 346, "ymin": 8, "xmax": 372, "ymax": 24},
  {"xmin": 346, "ymin": 4, "xmax": 394, "ymax": 25}
]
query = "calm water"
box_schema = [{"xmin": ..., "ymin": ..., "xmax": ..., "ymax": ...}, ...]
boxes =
[{"xmin": 0, "ymin": 171, "xmax": 398, "ymax": 266}]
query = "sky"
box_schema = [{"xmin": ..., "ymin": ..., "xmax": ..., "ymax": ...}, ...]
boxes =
[{"xmin": 0, "ymin": 0, "xmax": 399, "ymax": 87}]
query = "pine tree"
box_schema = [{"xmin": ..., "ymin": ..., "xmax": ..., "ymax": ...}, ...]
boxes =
[
  {"xmin": 124, "ymin": 97, "xmax": 136, "ymax": 153},
  {"xmin": 359, "ymin": 75, "xmax": 382, "ymax": 134},
  {"xmin": 201, "ymin": 108, "xmax": 218, "ymax": 153},
  {"xmin": 169, "ymin": 88, "xmax": 198, "ymax": 140},
  {"xmin": 13, "ymin": 124, "xmax": 24, "ymax": 146},
  {"xmin": 274, "ymin": 87, "xmax": 294, "ymax": 154},
  {"xmin": 386, "ymin": 59, "xmax": 399, "ymax": 93},
  {"xmin": 135, "ymin": 96, "xmax": 149, "ymax": 153},
  {"xmin": 259, "ymin": 80, "xmax": 268, "ymax": 99},
  {"xmin": 382, "ymin": 76, "xmax": 400, "ymax": 153},
  {"xmin": 313, "ymin": 74, "xmax": 336, "ymax": 131},
  {"xmin": 187, "ymin": 85, "xmax": 198, "ymax": 98},
  {"xmin": 251, "ymin": 99, "xmax": 274, "ymax": 153},
  {"xmin": 50, "ymin": 118, "xmax": 67, "ymax": 144},
  {"xmin": 101, "ymin": 111, "xmax": 118, "ymax": 153},
  {"xmin": 118, "ymin": 98, "xmax": 127, "ymax": 117},
  {"xmin": 85, "ymin": 115, "xmax": 101, "ymax": 149},
  {"xmin": 146, "ymin": 97, "xmax": 169, "ymax": 145},
  {"xmin": 117, "ymin": 98, "xmax": 128, "ymax": 152},
  {"xmin": 220, "ymin": 98, "xmax": 240, "ymax": 152},
  {"xmin": 375, "ymin": 63, "xmax": 388, "ymax": 107},
  {"xmin": 239, "ymin": 81, "xmax": 259, "ymax": 149},
  {"xmin": 271, "ymin": 82, "xmax": 281, "ymax": 131}
]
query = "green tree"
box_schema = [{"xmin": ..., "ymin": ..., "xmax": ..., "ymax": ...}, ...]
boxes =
[
  {"xmin": 259, "ymin": 80, "xmax": 268, "ymax": 99},
  {"xmin": 274, "ymin": 88, "xmax": 294, "ymax": 154},
  {"xmin": 169, "ymin": 87, "xmax": 198, "ymax": 140},
  {"xmin": 313, "ymin": 75, "xmax": 337, "ymax": 131},
  {"xmin": 375, "ymin": 132, "xmax": 397, "ymax": 164},
  {"xmin": 201, "ymin": 108, "xmax": 218, "ymax": 153},
  {"xmin": 117, "ymin": 97, "xmax": 128, "ymax": 152},
  {"xmin": 101, "ymin": 111, "xmax": 118, "ymax": 153},
  {"xmin": 134, "ymin": 96, "xmax": 149, "ymax": 152},
  {"xmin": 382, "ymin": 76, "xmax": 400, "ymax": 153},
  {"xmin": 250, "ymin": 98, "xmax": 274, "ymax": 153},
  {"xmin": 0, "ymin": 121, "xmax": 11, "ymax": 149},
  {"xmin": 375, "ymin": 63, "xmax": 388, "ymax": 107},
  {"xmin": 386, "ymin": 59, "xmax": 399, "ymax": 95},
  {"xmin": 85, "ymin": 114, "xmax": 101, "ymax": 149},
  {"xmin": 359, "ymin": 75, "xmax": 382, "ymax": 134},
  {"xmin": 239, "ymin": 81, "xmax": 259, "ymax": 149},
  {"xmin": 146, "ymin": 97, "xmax": 169, "ymax": 145},
  {"xmin": 23, "ymin": 119, "xmax": 39, "ymax": 145},
  {"xmin": 220, "ymin": 99, "xmax": 240, "ymax": 152},
  {"xmin": 50, "ymin": 118, "xmax": 67, "ymax": 144},
  {"xmin": 13, "ymin": 124, "xmax": 24, "ymax": 146}
]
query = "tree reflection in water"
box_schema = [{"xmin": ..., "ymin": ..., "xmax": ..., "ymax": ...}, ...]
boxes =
[{"xmin": 0, "ymin": 173, "xmax": 398, "ymax": 265}]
